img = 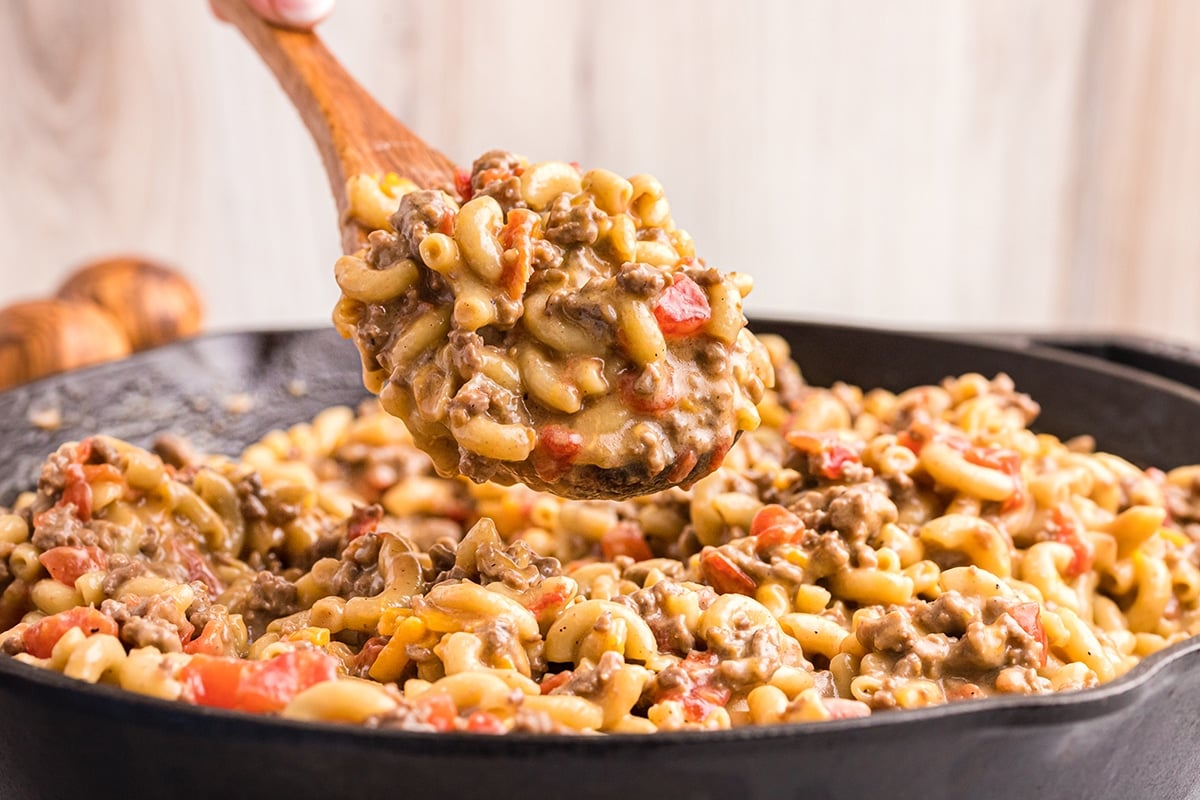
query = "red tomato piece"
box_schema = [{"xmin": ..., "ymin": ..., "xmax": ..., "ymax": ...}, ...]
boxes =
[
  {"xmin": 165, "ymin": 538, "xmax": 224, "ymax": 595},
  {"xmin": 72, "ymin": 438, "xmax": 95, "ymax": 464},
  {"xmin": 749, "ymin": 504, "xmax": 801, "ymax": 538},
  {"xmin": 699, "ymin": 548, "xmax": 757, "ymax": 596},
  {"xmin": 416, "ymin": 692, "xmax": 458, "ymax": 732},
  {"xmin": 964, "ymin": 445, "xmax": 1025, "ymax": 512},
  {"xmin": 498, "ymin": 208, "xmax": 537, "ymax": 299},
  {"xmin": 524, "ymin": 581, "xmax": 574, "ymax": 619},
  {"xmin": 465, "ymin": 710, "xmax": 507, "ymax": 734},
  {"xmin": 601, "ymin": 522, "xmax": 654, "ymax": 562},
  {"xmin": 184, "ymin": 620, "xmax": 229, "ymax": 657},
  {"xmin": 237, "ymin": 650, "xmax": 339, "ymax": 714},
  {"xmin": 749, "ymin": 505, "xmax": 804, "ymax": 555},
  {"xmin": 531, "ymin": 425, "xmax": 584, "ymax": 483},
  {"xmin": 618, "ymin": 370, "xmax": 678, "ymax": 414},
  {"xmin": 1050, "ymin": 507, "xmax": 1092, "ymax": 578},
  {"xmin": 894, "ymin": 422, "xmax": 940, "ymax": 456},
  {"xmin": 39, "ymin": 546, "xmax": 108, "ymax": 587},
  {"xmin": 454, "ymin": 168, "xmax": 473, "ymax": 201},
  {"xmin": 820, "ymin": 442, "xmax": 860, "ymax": 480},
  {"xmin": 539, "ymin": 671, "xmax": 572, "ymax": 694},
  {"xmin": 180, "ymin": 655, "xmax": 245, "ymax": 710},
  {"xmin": 181, "ymin": 650, "xmax": 339, "ymax": 714},
  {"xmin": 81, "ymin": 463, "xmax": 123, "ymax": 484},
  {"xmin": 346, "ymin": 504, "xmax": 383, "ymax": 542},
  {"xmin": 1009, "ymin": 602, "xmax": 1048, "ymax": 668},
  {"xmin": 23, "ymin": 607, "xmax": 119, "ymax": 659},
  {"xmin": 670, "ymin": 651, "xmax": 730, "ymax": 722},
  {"xmin": 537, "ymin": 425, "xmax": 583, "ymax": 463},
  {"xmin": 60, "ymin": 463, "xmax": 93, "ymax": 522},
  {"xmin": 653, "ymin": 276, "xmax": 711, "ymax": 338},
  {"xmin": 785, "ymin": 431, "xmax": 861, "ymax": 480}
]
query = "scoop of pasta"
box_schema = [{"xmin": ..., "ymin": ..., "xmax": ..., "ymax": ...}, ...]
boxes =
[{"xmin": 333, "ymin": 150, "xmax": 773, "ymax": 499}]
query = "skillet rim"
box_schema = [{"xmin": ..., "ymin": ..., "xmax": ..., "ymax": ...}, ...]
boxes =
[{"xmin": 2, "ymin": 320, "xmax": 1199, "ymax": 751}]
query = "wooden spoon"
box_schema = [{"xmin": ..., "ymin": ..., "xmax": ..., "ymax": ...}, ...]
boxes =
[{"xmin": 210, "ymin": 0, "xmax": 458, "ymax": 253}]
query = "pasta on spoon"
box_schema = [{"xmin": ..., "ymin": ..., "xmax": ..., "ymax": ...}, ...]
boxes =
[{"xmin": 334, "ymin": 151, "xmax": 773, "ymax": 499}]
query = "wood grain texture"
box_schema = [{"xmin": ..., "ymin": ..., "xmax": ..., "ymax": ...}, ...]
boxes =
[
  {"xmin": 0, "ymin": 0, "xmax": 1197, "ymax": 346},
  {"xmin": 209, "ymin": 0, "xmax": 457, "ymax": 252}
]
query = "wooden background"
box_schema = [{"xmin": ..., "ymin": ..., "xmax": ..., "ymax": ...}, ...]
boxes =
[{"xmin": 1, "ymin": 0, "xmax": 1198, "ymax": 347}]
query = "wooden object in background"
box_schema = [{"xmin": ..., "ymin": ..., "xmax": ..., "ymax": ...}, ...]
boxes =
[
  {"xmin": 209, "ymin": 0, "xmax": 457, "ymax": 253},
  {"xmin": 0, "ymin": 256, "xmax": 204, "ymax": 389},
  {"xmin": 0, "ymin": 299, "xmax": 131, "ymax": 390},
  {"xmin": 57, "ymin": 256, "xmax": 204, "ymax": 352}
]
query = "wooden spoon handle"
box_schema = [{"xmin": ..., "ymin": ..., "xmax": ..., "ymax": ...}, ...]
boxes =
[{"xmin": 211, "ymin": 0, "xmax": 458, "ymax": 252}]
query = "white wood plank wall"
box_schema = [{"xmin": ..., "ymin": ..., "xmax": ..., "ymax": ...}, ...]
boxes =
[{"xmin": 1, "ymin": 0, "xmax": 1197, "ymax": 346}]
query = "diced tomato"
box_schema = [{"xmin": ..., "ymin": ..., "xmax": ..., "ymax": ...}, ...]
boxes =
[
  {"xmin": 60, "ymin": 463, "xmax": 93, "ymax": 522},
  {"xmin": 679, "ymin": 684, "xmax": 731, "ymax": 723},
  {"xmin": 822, "ymin": 697, "xmax": 871, "ymax": 719},
  {"xmin": 347, "ymin": 504, "xmax": 383, "ymax": 542},
  {"xmin": 667, "ymin": 651, "xmax": 730, "ymax": 723},
  {"xmin": 786, "ymin": 431, "xmax": 861, "ymax": 480},
  {"xmin": 181, "ymin": 650, "xmax": 339, "ymax": 714},
  {"xmin": 1009, "ymin": 602, "xmax": 1048, "ymax": 668},
  {"xmin": 525, "ymin": 582, "xmax": 574, "ymax": 620},
  {"xmin": 498, "ymin": 208, "xmax": 537, "ymax": 299},
  {"xmin": 1049, "ymin": 506, "xmax": 1092, "ymax": 578},
  {"xmin": 184, "ymin": 620, "xmax": 230, "ymax": 657},
  {"xmin": 964, "ymin": 445, "xmax": 1025, "ymax": 512},
  {"xmin": 699, "ymin": 548, "xmax": 757, "ymax": 596},
  {"xmin": 820, "ymin": 442, "xmax": 860, "ymax": 480},
  {"xmin": 476, "ymin": 167, "xmax": 509, "ymax": 186},
  {"xmin": 82, "ymin": 463, "xmax": 123, "ymax": 484},
  {"xmin": 416, "ymin": 691, "xmax": 458, "ymax": 732},
  {"xmin": 665, "ymin": 450, "xmax": 700, "ymax": 485},
  {"xmin": 454, "ymin": 168, "xmax": 473, "ymax": 201},
  {"xmin": 73, "ymin": 438, "xmax": 95, "ymax": 465},
  {"xmin": 750, "ymin": 504, "xmax": 801, "ymax": 538},
  {"xmin": 39, "ymin": 546, "xmax": 107, "ymax": 587},
  {"xmin": 164, "ymin": 538, "xmax": 224, "ymax": 595},
  {"xmin": 180, "ymin": 654, "xmax": 244, "ymax": 709},
  {"xmin": 237, "ymin": 650, "xmax": 339, "ymax": 714},
  {"xmin": 652, "ymin": 276, "xmax": 711, "ymax": 338},
  {"xmin": 23, "ymin": 607, "xmax": 119, "ymax": 659},
  {"xmin": 531, "ymin": 425, "xmax": 584, "ymax": 483},
  {"xmin": 601, "ymin": 522, "xmax": 654, "ymax": 562},
  {"xmin": 537, "ymin": 425, "xmax": 583, "ymax": 462},
  {"xmin": 465, "ymin": 710, "xmax": 507, "ymax": 734},
  {"xmin": 895, "ymin": 423, "xmax": 939, "ymax": 456},
  {"xmin": 749, "ymin": 505, "xmax": 804, "ymax": 555},
  {"xmin": 540, "ymin": 671, "xmax": 572, "ymax": 694},
  {"xmin": 618, "ymin": 369, "xmax": 678, "ymax": 414}
]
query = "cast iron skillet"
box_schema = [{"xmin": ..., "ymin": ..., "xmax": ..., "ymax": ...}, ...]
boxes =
[{"xmin": 2, "ymin": 321, "xmax": 1200, "ymax": 800}]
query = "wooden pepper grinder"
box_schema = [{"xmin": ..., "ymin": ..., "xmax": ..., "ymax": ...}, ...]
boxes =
[{"xmin": 0, "ymin": 256, "xmax": 204, "ymax": 391}]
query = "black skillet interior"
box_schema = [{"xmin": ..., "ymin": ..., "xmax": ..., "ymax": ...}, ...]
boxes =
[{"xmin": 3, "ymin": 320, "xmax": 1200, "ymax": 800}]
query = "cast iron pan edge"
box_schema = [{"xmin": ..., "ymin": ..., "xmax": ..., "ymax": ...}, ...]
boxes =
[{"xmin": 1, "ymin": 321, "xmax": 1199, "ymax": 800}]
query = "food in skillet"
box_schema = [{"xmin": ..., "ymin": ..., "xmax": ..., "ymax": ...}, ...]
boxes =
[
  {"xmin": 3, "ymin": 336, "xmax": 1199, "ymax": 734},
  {"xmin": 332, "ymin": 150, "xmax": 773, "ymax": 499}
]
